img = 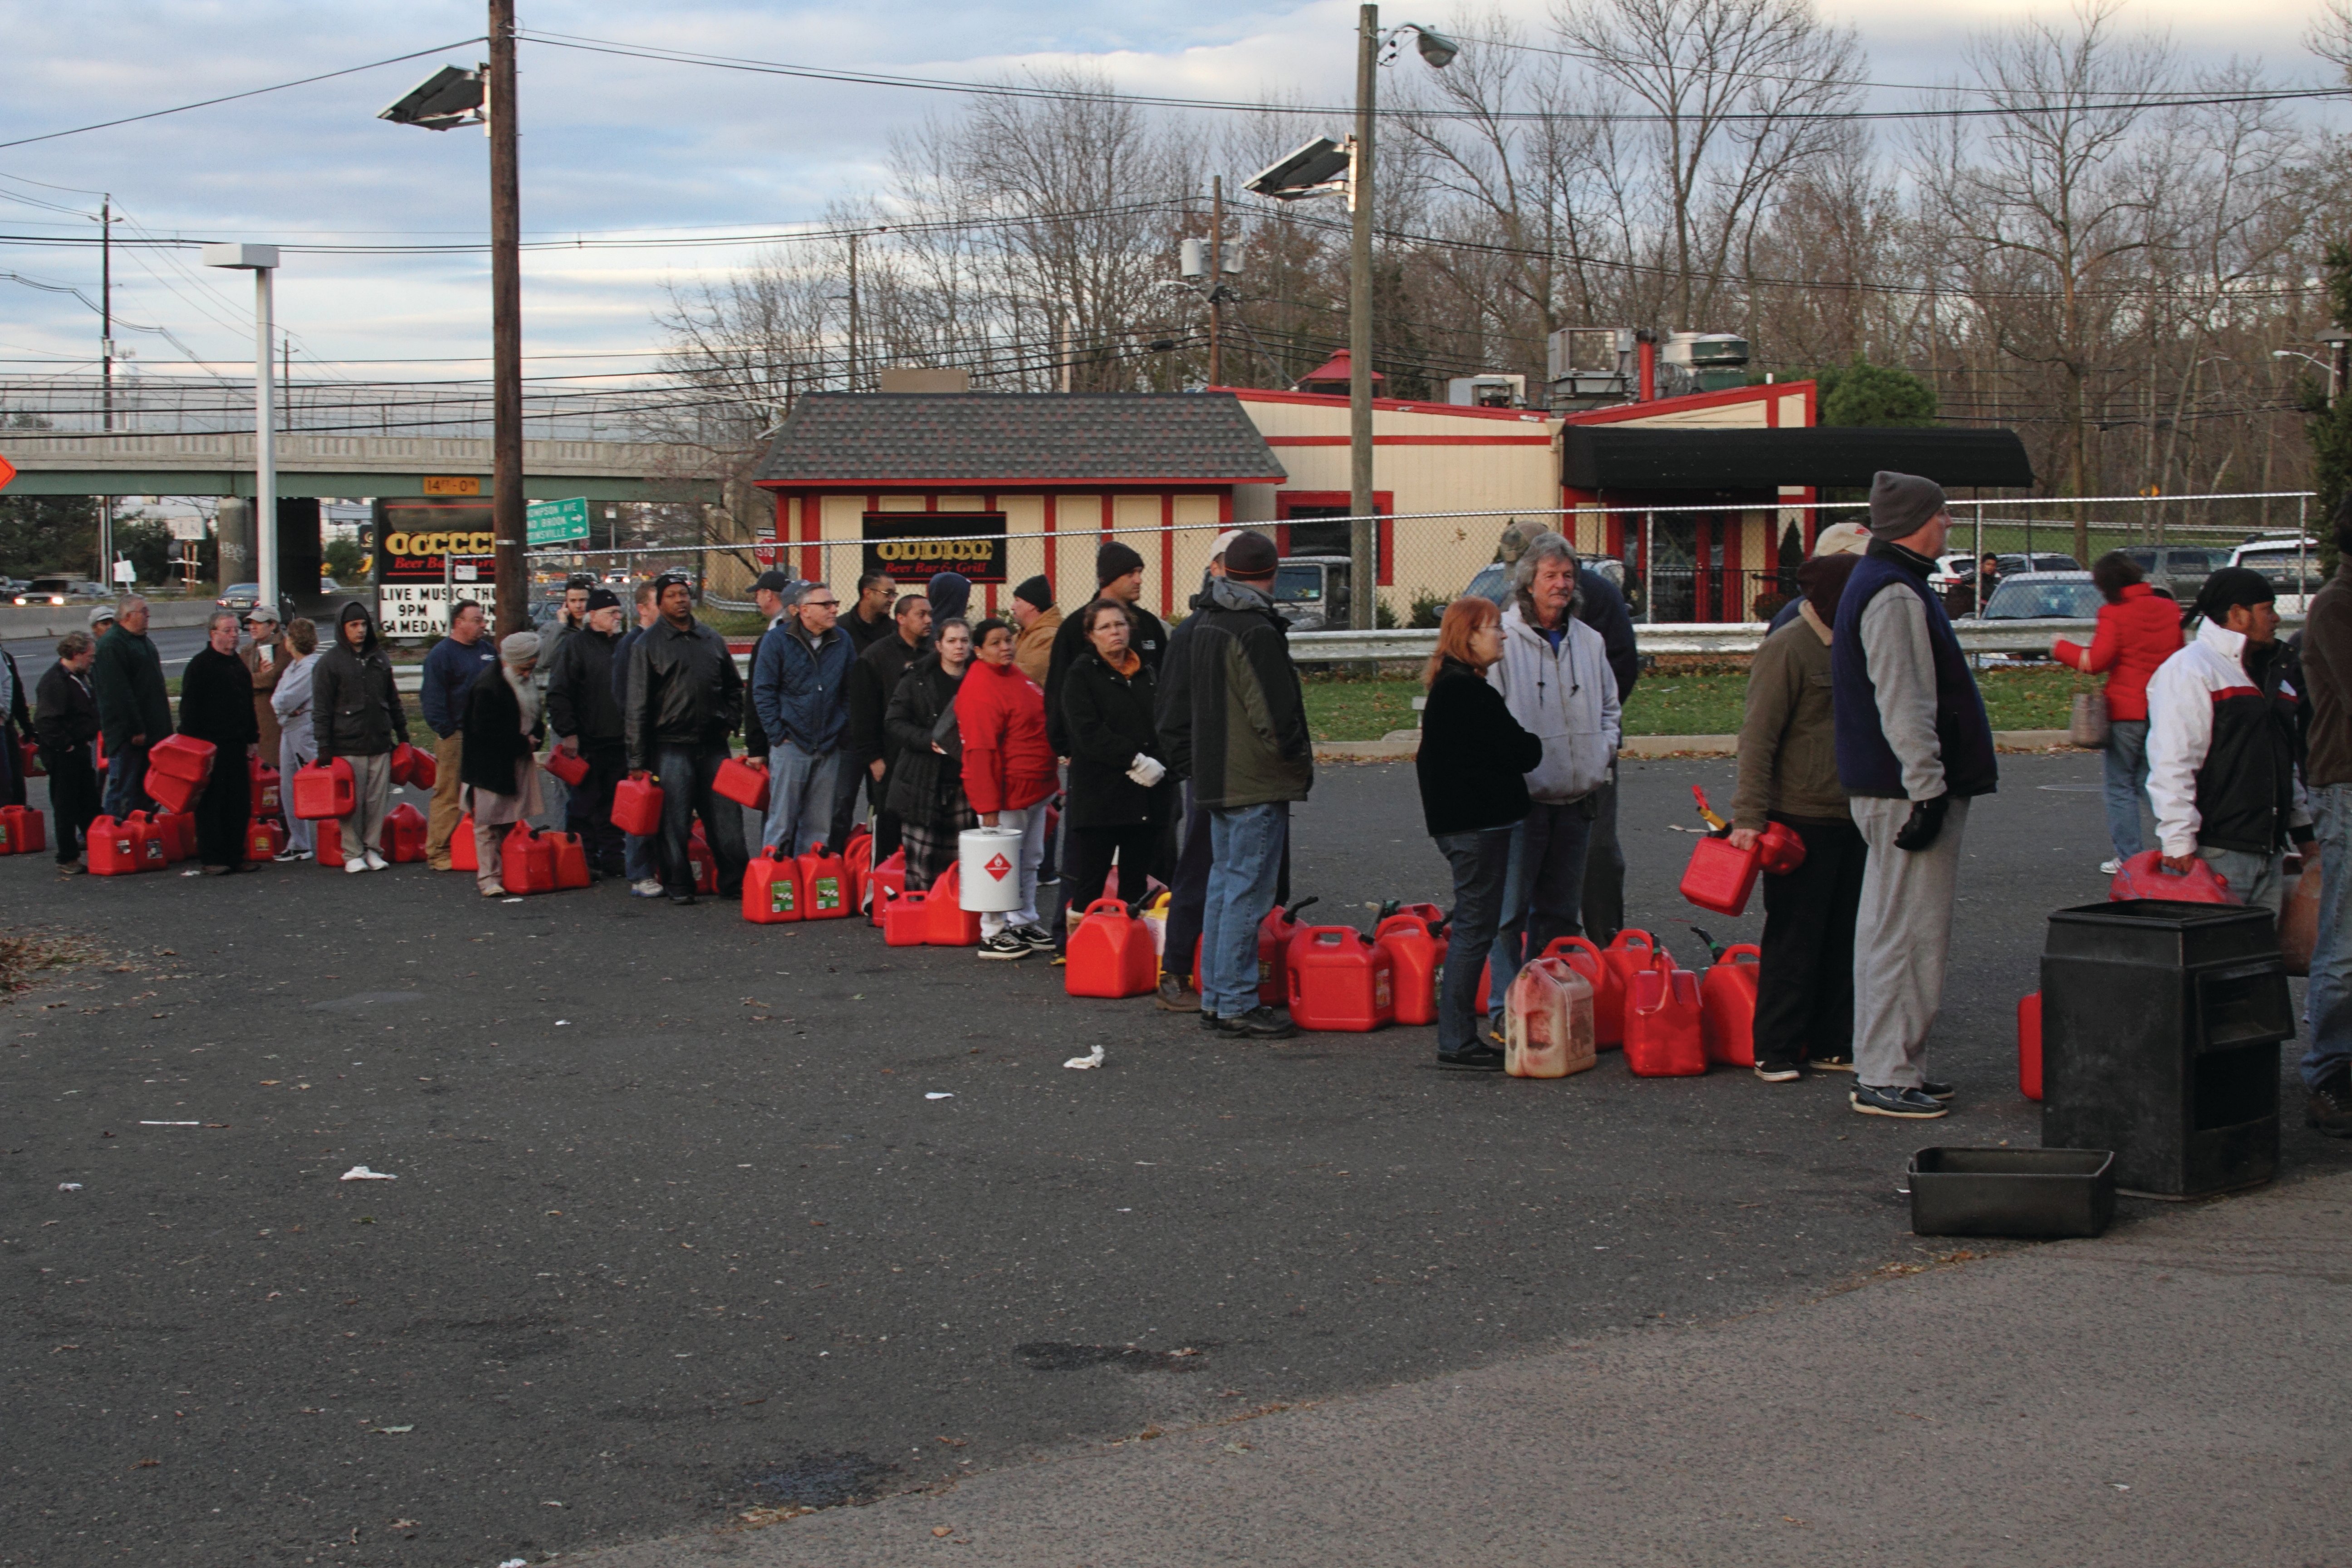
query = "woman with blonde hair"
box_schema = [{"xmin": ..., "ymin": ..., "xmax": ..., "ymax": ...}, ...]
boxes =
[{"xmin": 1414, "ymin": 596, "xmax": 1543, "ymax": 1068}]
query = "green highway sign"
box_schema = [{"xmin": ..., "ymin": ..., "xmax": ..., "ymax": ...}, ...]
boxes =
[{"xmin": 527, "ymin": 496, "xmax": 591, "ymax": 545}]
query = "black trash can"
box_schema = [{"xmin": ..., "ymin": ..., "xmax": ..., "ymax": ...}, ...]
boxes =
[{"xmin": 2041, "ymin": 898, "xmax": 2290, "ymax": 1198}]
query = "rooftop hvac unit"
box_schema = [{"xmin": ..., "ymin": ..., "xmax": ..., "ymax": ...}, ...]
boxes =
[
  {"xmin": 1446, "ymin": 375, "xmax": 1525, "ymax": 409},
  {"xmin": 1658, "ymin": 332, "xmax": 1750, "ymax": 397},
  {"xmin": 1547, "ymin": 327, "xmax": 1637, "ymax": 408}
]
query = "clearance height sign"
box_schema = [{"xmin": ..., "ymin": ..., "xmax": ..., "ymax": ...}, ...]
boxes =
[
  {"xmin": 373, "ymin": 499, "xmax": 498, "ymax": 637},
  {"xmin": 861, "ymin": 513, "xmax": 1006, "ymax": 585}
]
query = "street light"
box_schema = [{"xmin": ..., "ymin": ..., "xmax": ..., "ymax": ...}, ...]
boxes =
[
  {"xmin": 379, "ymin": 1, "xmax": 525, "ymax": 637},
  {"xmin": 1246, "ymin": 11, "xmax": 1456, "ymax": 627},
  {"xmin": 201, "ymin": 242, "xmax": 281, "ymax": 617}
]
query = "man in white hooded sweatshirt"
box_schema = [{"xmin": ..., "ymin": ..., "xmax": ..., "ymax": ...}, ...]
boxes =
[{"xmin": 1486, "ymin": 531, "xmax": 1622, "ymax": 1029}]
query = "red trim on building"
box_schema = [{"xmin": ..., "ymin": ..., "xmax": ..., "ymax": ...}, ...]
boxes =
[
  {"xmin": 1099, "ymin": 495, "xmax": 1112, "ymax": 544},
  {"xmin": 1277, "ymin": 489, "xmax": 1395, "ymax": 587},
  {"xmin": 1563, "ymin": 380, "xmax": 1817, "ymax": 426},
  {"xmin": 1263, "ymin": 434, "xmax": 1553, "ymax": 447},
  {"xmin": 1160, "ymin": 494, "xmax": 1176, "ymax": 610},
  {"xmin": 1225, "ymin": 385, "xmax": 1556, "ymax": 423},
  {"xmin": 755, "ymin": 474, "xmax": 1284, "ymax": 490}
]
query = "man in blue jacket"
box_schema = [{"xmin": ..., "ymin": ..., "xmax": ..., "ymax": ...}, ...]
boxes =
[
  {"xmin": 752, "ymin": 577, "xmax": 853, "ymax": 854},
  {"xmin": 417, "ymin": 599, "xmax": 496, "ymax": 871}
]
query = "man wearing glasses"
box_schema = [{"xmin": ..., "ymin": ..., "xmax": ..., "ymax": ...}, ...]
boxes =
[{"xmin": 751, "ymin": 578, "xmax": 854, "ymax": 854}]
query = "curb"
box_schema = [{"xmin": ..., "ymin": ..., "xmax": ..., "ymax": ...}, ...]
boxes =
[{"xmin": 1313, "ymin": 728, "xmax": 2087, "ymax": 763}]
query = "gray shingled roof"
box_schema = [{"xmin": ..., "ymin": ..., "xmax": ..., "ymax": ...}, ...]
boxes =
[{"xmin": 752, "ymin": 392, "xmax": 1288, "ymax": 486}]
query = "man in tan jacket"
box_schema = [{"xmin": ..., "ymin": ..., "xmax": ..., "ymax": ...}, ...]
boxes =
[
  {"xmin": 1730, "ymin": 552, "xmax": 1863, "ymax": 1083},
  {"xmin": 1011, "ymin": 576, "xmax": 1059, "ymax": 686}
]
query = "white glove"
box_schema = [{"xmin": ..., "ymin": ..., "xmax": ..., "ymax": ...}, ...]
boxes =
[{"xmin": 1126, "ymin": 754, "xmax": 1167, "ymax": 788}]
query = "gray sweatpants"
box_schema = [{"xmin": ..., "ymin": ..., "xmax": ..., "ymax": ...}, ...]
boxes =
[{"xmin": 1851, "ymin": 794, "xmax": 1971, "ymax": 1090}]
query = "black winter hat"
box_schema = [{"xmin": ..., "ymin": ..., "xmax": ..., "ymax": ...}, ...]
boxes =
[
  {"xmin": 585, "ymin": 587, "xmax": 621, "ymax": 612},
  {"xmin": 2191, "ymin": 566, "xmax": 2276, "ymax": 623},
  {"xmin": 1012, "ymin": 574, "xmax": 1053, "ymax": 611},
  {"xmin": 338, "ymin": 601, "xmax": 370, "ymax": 626},
  {"xmin": 1097, "ymin": 541, "xmax": 1145, "ymax": 587},
  {"xmin": 1222, "ymin": 530, "xmax": 1279, "ymax": 578}
]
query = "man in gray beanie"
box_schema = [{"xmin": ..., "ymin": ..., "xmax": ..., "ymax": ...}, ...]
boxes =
[{"xmin": 1829, "ymin": 471, "xmax": 1998, "ymax": 1118}]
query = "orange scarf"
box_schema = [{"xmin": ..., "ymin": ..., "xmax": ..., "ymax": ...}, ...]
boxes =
[{"xmin": 1104, "ymin": 647, "xmax": 1141, "ymax": 678}]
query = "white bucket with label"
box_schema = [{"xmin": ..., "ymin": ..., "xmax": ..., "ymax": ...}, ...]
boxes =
[{"xmin": 957, "ymin": 826, "xmax": 1026, "ymax": 912}]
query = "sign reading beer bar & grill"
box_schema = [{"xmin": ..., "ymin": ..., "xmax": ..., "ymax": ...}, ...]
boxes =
[{"xmin": 861, "ymin": 513, "xmax": 1007, "ymax": 585}]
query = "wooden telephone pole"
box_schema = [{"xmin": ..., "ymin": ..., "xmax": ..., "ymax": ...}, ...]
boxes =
[{"xmin": 489, "ymin": 0, "xmax": 526, "ymax": 635}]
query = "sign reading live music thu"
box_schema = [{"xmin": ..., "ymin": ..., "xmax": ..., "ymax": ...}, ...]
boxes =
[{"xmin": 861, "ymin": 513, "xmax": 1007, "ymax": 586}]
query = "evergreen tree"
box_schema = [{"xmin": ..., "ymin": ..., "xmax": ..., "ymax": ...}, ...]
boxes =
[{"xmin": 2302, "ymin": 241, "xmax": 2352, "ymax": 573}]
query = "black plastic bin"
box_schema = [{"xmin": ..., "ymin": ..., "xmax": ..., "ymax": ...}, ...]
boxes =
[
  {"xmin": 1908, "ymin": 1147, "xmax": 2117, "ymax": 1238},
  {"xmin": 2040, "ymin": 898, "xmax": 2289, "ymax": 1198}
]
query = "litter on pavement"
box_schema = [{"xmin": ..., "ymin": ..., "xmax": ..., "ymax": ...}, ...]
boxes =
[
  {"xmin": 1063, "ymin": 1044, "xmax": 1106, "ymax": 1070},
  {"xmin": 339, "ymin": 1165, "xmax": 397, "ymax": 1181}
]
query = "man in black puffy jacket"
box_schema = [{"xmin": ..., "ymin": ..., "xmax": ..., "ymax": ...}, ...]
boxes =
[
  {"xmin": 624, "ymin": 574, "xmax": 747, "ymax": 904},
  {"xmin": 310, "ymin": 601, "xmax": 409, "ymax": 872}
]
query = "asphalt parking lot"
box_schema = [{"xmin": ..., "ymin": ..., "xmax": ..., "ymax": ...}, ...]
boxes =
[{"xmin": 5, "ymin": 751, "xmax": 2345, "ymax": 1568}]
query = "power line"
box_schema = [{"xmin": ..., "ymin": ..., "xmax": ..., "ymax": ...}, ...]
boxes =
[{"xmin": 0, "ymin": 39, "xmax": 489, "ymax": 152}]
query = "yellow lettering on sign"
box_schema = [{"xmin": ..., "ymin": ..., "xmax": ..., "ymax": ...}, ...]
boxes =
[{"xmin": 422, "ymin": 476, "xmax": 482, "ymax": 496}]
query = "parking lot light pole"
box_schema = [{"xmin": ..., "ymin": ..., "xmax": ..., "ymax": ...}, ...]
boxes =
[{"xmin": 201, "ymin": 243, "xmax": 281, "ymax": 616}]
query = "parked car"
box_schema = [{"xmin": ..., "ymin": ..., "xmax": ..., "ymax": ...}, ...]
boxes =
[
  {"xmin": 1272, "ymin": 555, "xmax": 1353, "ymax": 632},
  {"xmin": 216, "ymin": 582, "xmax": 261, "ymax": 614},
  {"xmin": 73, "ymin": 579, "xmax": 106, "ymax": 599},
  {"xmin": 2229, "ymin": 538, "xmax": 2323, "ymax": 608},
  {"xmin": 2117, "ymin": 545, "xmax": 2225, "ymax": 601},
  {"xmin": 11, "ymin": 575, "xmax": 76, "ymax": 606},
  {"xmin": 1971, "ymin": 569, "xmax": 2104, "ymax": 622}
]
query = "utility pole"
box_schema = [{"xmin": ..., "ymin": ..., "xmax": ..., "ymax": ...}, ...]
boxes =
[
  {"xmin": 846, "ymin": 231, "xmax": 861, "ymax": 392},
  {"xmin": 99, "ymin": 196, "xmax": 114, "ymax": 585},
  {"xmin": 1348, "ymin": 2, "xmax": 1378, "ymax": 631},
  {"xmin": 489, "ymin": 0, "xmax": 526, "ymax": 636},
  {"xmin": 1208, "ymin": 176, "xmax": 1225, "ymax": 387}
]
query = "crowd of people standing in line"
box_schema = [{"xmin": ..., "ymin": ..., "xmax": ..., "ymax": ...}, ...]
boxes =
[{"xmin": 15, "ymin": 482, "xmax": 2351, "ymax": 1134}]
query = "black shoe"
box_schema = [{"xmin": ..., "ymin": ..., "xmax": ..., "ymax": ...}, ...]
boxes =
[
  {"xmin": 1155, "ymin": 974, "xmax": 1200, "ymax": 1012},
  {"xmin": 1212, "ymin": 1006, "xmax": 1298, "ymax": 1040},
  {"xmin": 1437, "ymin": 1043, "xmax": 1506, "ymax": 1071},
  {"xmin": 1014, "ymin": 922, "xmax": 1057, "ymax": 952},
  {"xmin": 1809, "ymin": 1053, "xmax": 1855, "ymax": 1073},
  {"xmin": 978, "ymin": 932, "xmax": 1031, "ymax": 960},
  {"xmin": 2308, "ymin": 1072, "xmax": 2352, "ymax": 1137},
  {"xmin": 1850, "ymin": 1083, "xmax": 1948, "ymax": 1119},
  {"xmin": 1199, "ymin": 1009, "xmax": 1226, "ymax": 1032},
  {"xmin": 1920, "ymin": 1079, "xmax": 1956, "ymax": 1102},
  {"xmin": 668, "ymin": 892, "xmax": 697, "ymax": 906},
  {"xmin": 1753, "ymin": 1058, "xmax": 1802, "ymax": 1083}
]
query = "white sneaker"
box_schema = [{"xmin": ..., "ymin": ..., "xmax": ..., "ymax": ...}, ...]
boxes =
[
  {"xmin": 630, "ymin": 877, "xmax": 664, "ymax": 898},
  {"xmin": 2099, "ymin": 858, "xmax": 2122, "ymax": 876},
  {"xmin": 345, "ymin": 857, "xmax": 369, "ymax": 875},
  {"xmin": 364, "ymin": 850, "xmax": 389, "ymax": 872}
]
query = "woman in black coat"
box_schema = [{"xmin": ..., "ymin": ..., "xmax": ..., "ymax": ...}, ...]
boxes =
[
  {"xmin": 1415, "ymin": 596, "xmax": 1543, "ymax": 1069},
  {"xmin": 883, "ymin": 617, "xmax": 973, "ymax": 891},
  {"xmin": 177, "ymin": 609, "xmax": 259, "ymax": 873},
  {"xmin": 1057, "ymin": 598, "xmax": 1175, "ymax": 947},
  {"xmin": 35, "ymin": 630, "xmax": 103, "ymax": 869}
]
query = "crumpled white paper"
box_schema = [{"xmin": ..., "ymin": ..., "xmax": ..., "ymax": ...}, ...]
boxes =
[
  {"xmin": 339, "ymin": 1165, "xmax": 397, "ymax": 1181},
  {"xmin": 1063, "ymin": 1044, "xmax": 1106, "ymax": 1070}
]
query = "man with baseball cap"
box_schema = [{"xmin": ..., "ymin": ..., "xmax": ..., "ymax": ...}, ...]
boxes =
[
  {"xmin": 544, "ymin": 585, "xmax": 631, "ymax": 876},
  {"xmin": 2146, "ymin": 564, "xmax": 2311, "ymax": 914},
  {"xmin": 1833, "ymin": 471, "xmax": 1998, "ymax": 1119}
]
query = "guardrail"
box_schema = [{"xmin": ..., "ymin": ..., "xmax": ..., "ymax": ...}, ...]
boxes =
[{"xmin": 1290, "ymin": 615, "xmax": 2300, "ymax": 663}]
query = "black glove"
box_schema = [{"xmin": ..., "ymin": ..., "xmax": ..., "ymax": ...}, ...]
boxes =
[{"xmin": 1893, "ymin": 794, "xmax": 1950, "ymax": 853}]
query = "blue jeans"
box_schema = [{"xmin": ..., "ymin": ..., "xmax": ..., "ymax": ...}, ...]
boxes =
[
  {"xmin": 1201, "ymin": 803, "xmax": 1288, "ymax": 1019},
  {"xmin": 1491, "ymin": 799, "xmax": 1594, "ymax": 1012},
  {"xmin": 762, "ymin": 740, "xmax": 843, "ymax": 854},
  {"xmin": 2196, "ymin": 844, "xmax": 2283, "ymax": 913},
  {"xmin": 2304, "ymin": 783, "xmax": 2352, "ymax": 1088},
  {"xmin": 623, "ymin": 831, "xmax": 656, "ymax": 883},
  {"xmin": 1435, "ymin": 826, "xmax": 1515, "ymax": 1053},
  {"xmin": 102, "ymin": 741, "xmax": 152, "ymax": 819},
  {"xmin": 2102, "ymin": 719, "xmax": 2151, "ymax": 861},
  {"xmin": 655, "ymin": 743, "xmax": 750, "ymax": 898}
]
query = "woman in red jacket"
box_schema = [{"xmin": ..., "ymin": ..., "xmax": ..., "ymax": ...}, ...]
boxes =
[
  {"xmin": 2054, "ymin": 552, "xmax": 2184, "ymax": 872},
  {"xmin": 957, "ymin": 617, "xmax": 1059, "ymax": 959}
]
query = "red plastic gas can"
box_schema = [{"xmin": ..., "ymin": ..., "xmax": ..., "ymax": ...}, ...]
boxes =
[
  {"xmin": 742, "ymin": 845, "xmax": 804, "ymax": 923},
  {"xmin": 865, "ymin": 847, "xmax": 906, "ymax": 923},
  {"xmin": 317, "ymin": 818, "xmax": 344, "ymax": 868},
  {"xmin": 844, "ymin": 828, "xmax": 873, "ymax": 913},
  {"xmin": 1625, "ymin": 966, "xmax": 1707, "ymax": 1077},
  {"xmin": 291, "ymin": 759, "xmax": 355, "ymax": 821},
  {"xmin": 1700, "ymin": 944, "xmax": 1762, "ymax": 1067},
  {"xmin": 543, "ymin": 746, "xmax": 590, "ymax": 788},
  {"xmin": 250, "ymin": 761, "xmax": 283, "ymax": 818},
  {"xmin": 446, "ymin": 815, "xmax": 473, "ymax": 872},
  {"xmin": 612, "ymin": 775, "xmax": 664, "ymax": 837},
  {"xmin": 1504, "ymin": 957, "xmax": 1597, "ymax": 1078},
  {"xmin": 0, "ymin": 804, "xmax": 49, "ymax": 855},
  {"xmin": 1374, "ymin": 911, "xmax": 1447, "ymax": 1027},
  {"xmin": 687, "ymin": 826, "xmax": 718, "ymax": 895},
  {"xmin": 383, "ymin": 804, "xmax": 428, "ymax": 863},
  {"xmin": 881, "ymin": 886, "xmax": 931, "ymax": 946},
  {"xmin": 123, "ymin": 811, "xmax": 168, "ymax": 871},
  {"xmin": 246, "ymin": 818, "xmax": 288, "ymax": 862},
  {"xmin": 143, "ymin": 734, "xmax": 216, "ymax": 814},
  {"xmin": 1254, "ymin": 897, "xmax": 1320, "ymax": 1004},
  {"xmin": 88, "ymin": 814, "xmax": 139, "ymax": 875},
  {"xmin": 1065, "ymin": 898, "xmax": 1160, "ymax": 998},
  {"xmin": 713, "ymin": 755, "xmax": 768, "ymax": 808},
  {"xmin": 799, "ymin": 843, "xmax": 849, "ymax": 919},
  {"xmin": 2019, "ymin": 992, "xmax": 2043, "ymax": 1101},
  {"xmin": 397, "ymin": 742, "xmax": 436, "ymax": 790},
  {"xmin": 1285, "ymin": 925, "xmax": 1395, "ymax": 1032},
  {"xmin": 149, "ymin": 811, "xmax": 190, "ymax": 863},
  {"xmin": 501, "ymin": 823, "xmax": 555, "ymax": 894},
  {"xmin": 549, "ymin": 832, "xmax": 592, "ymax": 890},
  {"xmin": 925, "ymin": 862, "xmax": 983, "ymax": 946},
  {"xmin": 1602, "ymin": 930, "xmax": 1663, "ymax": 1019}
]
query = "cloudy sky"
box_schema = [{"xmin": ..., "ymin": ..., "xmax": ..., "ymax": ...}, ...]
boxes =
[{"xmin": 0, "ymin": 0, "xmax": 2341, "ymax": 396}]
